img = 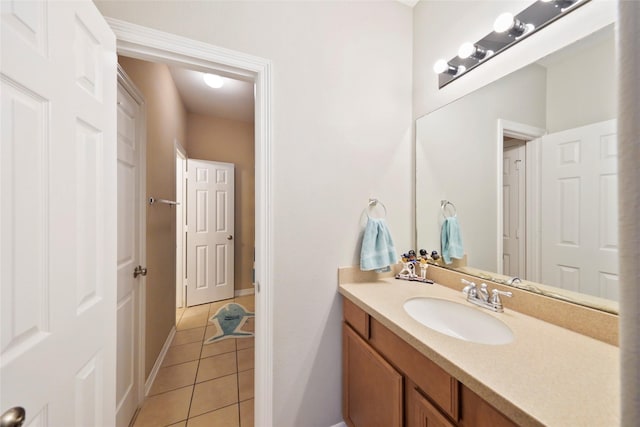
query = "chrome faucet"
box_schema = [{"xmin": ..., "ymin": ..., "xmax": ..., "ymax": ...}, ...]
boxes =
[
  {"xmin": 506, "ymin": 277, "xmax": 521, "ymax": 285},
  {"xmin": 461, "ymin": 279, "xmax": 512, "ymax": 313}
]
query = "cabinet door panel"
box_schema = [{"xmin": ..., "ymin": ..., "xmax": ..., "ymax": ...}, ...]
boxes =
[
  {"xmin": 343, "ymin": 324, "xmax": 403, "ymax": 427},
  {"xmin": 459, "ymin": 385, "xmax": 518, "ymax": 427},
  {"xmin": 408, "ymin": 385, "xmax": 456, "ymax": 427},
  {"xmin": 369, "ymin": 318, "xmax": 459, "ymax": 420}
]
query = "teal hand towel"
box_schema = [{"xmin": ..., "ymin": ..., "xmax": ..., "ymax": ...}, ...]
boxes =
[
  {"xmin": 360, "ymin": 218, "xmax": 398, "ymax": 272},
  {"xmin": 441, "ymin": 216, "xmax": 464, "ymax": 264}
]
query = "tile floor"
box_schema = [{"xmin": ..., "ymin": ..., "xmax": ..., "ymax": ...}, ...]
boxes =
[{"xmin": 131, "ymin": 295, "xmax": 255, "ymax": 427}]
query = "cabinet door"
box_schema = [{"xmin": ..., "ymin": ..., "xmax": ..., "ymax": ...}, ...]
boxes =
[
  {"xmin": 408, "ymin": 385, "xmax": 456, "ymax": 427},
  {"xmin": 459, "ymin": 385, "xmax": 517, "ymax": 427},
  {"xmin": 343, "ymin": 324, "xmax": 403, "ymax": 427}
]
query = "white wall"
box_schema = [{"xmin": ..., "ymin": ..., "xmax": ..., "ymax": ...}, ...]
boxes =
[
  {"xmin": 416, "ymin": 64, "xmax": 546, "ymax": 271},
  {"xmin": 545, "ymin": 26, "xmax": 616, "ymax": 132},
  {"xmin": 94, "ymin": 1, "xmax": 413, "ymax": 426},
  {"xmin": 413, "ymin": 0, "xmax": 616, "ymax": 119}
]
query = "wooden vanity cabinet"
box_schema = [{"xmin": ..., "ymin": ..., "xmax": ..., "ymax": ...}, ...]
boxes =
[
  {"xmin": 459, "ymin": 385, "xmax": 517, "ymax": 427},
  {"xmin": 343, "ymin": 324, "xmax": 403, "ymax": 427},
  {"xmin": 342, "ymin": 298, "xmax": 516, "ymax": 427},
  {"xmin": 406, "ymin": 380, "xmax": 456, "ymax": 427}
]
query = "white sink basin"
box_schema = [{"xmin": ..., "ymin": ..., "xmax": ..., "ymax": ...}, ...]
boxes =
[{"xmin": 403, "ymin": 297, "xmax": 514, "ymax": 345}]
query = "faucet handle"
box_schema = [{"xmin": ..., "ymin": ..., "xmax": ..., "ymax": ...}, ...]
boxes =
[
  {"xmin": 490, "ymin": 289, "xmax": 513, "ymax": 311},
  {"xmin": 478, "ymin": 283, "xmax": 490, "ymax": 302},
  {"xmin": 461, "ymin": 279, "xmax": 477, "ymax": 296}
]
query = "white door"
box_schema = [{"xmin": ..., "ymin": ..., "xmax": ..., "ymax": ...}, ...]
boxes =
[
  {"xmin": 176, "ymin": 149, "xmax": 187, "ymax": 308},
  {"xmin": 540, "ymin": 119, "xmax": 619, "ymax": 299},
  {"xmin": 116, "ymin": 72, "xmax": 144, "ymax": 427},
  {"xmin": 187, "ymin": 160, "xmax": 235, "ymax": 306},
  {"xmin": 1, "ymin": 1, "xmax": 117, "ymax": 426},
  {"xmin": 503, "ymin": 142, "xmax": 526, "ymax": 277}
]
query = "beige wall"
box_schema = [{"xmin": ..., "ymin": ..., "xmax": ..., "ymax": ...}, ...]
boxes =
[
  {"xmin": 119, "ymin": 56, "xmax": 188, "ymax": 379},
  {"xmin": 187, "ymin": 114, "xmax": 255, "ymax": 293}
]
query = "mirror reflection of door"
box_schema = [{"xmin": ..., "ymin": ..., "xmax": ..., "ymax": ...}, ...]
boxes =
[
  {"xmin": 539, "ymin": 119, "xmax": 619, "ymax": 300},
  {"xmin": 502, "ymin": 138, "xmax": 526, "ymax": 278}
]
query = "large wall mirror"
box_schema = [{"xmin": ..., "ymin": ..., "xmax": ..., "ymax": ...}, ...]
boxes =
[{"xmin": 416, "ymin": 23, "xmax": 618, "ymax": 314}]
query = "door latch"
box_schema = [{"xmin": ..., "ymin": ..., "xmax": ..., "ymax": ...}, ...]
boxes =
[{"xmin": 133, "ymin": 265, "xmax": 147, "ymax": 278}]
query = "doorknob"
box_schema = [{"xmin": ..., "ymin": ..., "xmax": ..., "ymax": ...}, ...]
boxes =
[
  {"xmin": 227, "ymin": 235, "xmax": 233, "ymax": 240},
  {"xmin": 133, "ymin": 265, "xmax": 148, "ymax": 278},
  {"xmin": 1, "ymin": 407, "xmax": 25, "ymax": 427}
]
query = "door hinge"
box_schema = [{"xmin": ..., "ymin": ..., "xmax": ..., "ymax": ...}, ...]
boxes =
[{"xmin": 515, "ymin": 159, "xmax": 522, "ymax": 171}]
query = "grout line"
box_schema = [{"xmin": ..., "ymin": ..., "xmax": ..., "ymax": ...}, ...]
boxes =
[
  {"xmin": 236, "ymin": 347, "xmax": 242, "ymax": 427},
  {"xmin": 172, "ymin": 300, "xmax": 252, "ymax": 426}
]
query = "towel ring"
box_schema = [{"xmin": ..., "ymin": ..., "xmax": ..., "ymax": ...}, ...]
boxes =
[
  {"xmin": 441, "ymin": 200, "xmax": 457, "ymax": 218},
  {"xmin": 367, "ymin": 198, "xmax": 387, "ymax": 219}
]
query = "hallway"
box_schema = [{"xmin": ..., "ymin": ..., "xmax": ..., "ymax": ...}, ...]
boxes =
[{"xmin": 131, "ymin": 295, "xmax": 255, "ymax": 427}]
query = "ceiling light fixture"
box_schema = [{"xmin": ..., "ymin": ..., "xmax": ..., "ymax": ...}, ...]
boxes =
[{"xmin": 203, "ymin": 73, "xmax": 224, "ymax": 89}]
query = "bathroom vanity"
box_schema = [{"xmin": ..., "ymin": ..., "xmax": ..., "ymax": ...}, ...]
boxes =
[{"xmin": 339, "ymin": 267, "xmax": 619, "ymax": 427}]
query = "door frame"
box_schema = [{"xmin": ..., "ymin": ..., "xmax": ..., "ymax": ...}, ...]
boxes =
[
  {"xmin": 175, "ymin": 142, "xmax": 187, "ymax": 308},
  {"xmin": 106, "ymin": 18, "xmax": 274, "ymax": 425},
  {"xmin": 496, "ymin": 119, "xmax": 546, "ymax": 278},
  {"xmin": 116, "ymin": 66, "xmax": 148, "ymax": 413}
]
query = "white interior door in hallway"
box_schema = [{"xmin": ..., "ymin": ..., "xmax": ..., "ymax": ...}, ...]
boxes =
[
  {"xmin": 1, "ymin": 0, "xmax": 117, "ymax": 425},
  {"xmin": 540, "ymin": 119, "xmax": 619, "ymax": 299},
  {"xmin": 115, "ymin": 71, "xmax": 145, "ymax": 427},
  {"xmin": 187, "ymin": 160, "xmax": 235, "ymax": 306}
]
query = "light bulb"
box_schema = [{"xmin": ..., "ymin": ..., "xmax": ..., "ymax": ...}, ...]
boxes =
[
  {"xmin": 494, "ymin": 12, "xmax": 515, "ymax": 33},
  {"xmin": 458, "ymin": 42, "xmax": 475, "ymax": 59},
  {"xmin": 458, "ymin": 43, "xmax": 491, "ymax": 60},
  {"xmin": 203, "ymin": 74, "xmax": 224, "ymax": 89},
  {"xmin": 433, "ymin": 59, "xmax": 449, "ymax": 74},
  {"xmin": 494, "ymin": 12, "xmax": 531, "ymax": 37}
]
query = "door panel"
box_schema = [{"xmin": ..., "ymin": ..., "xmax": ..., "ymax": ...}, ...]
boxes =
[
  {"xmin": 502, "ymin": 143, "xmax": 525, "ymax": 277},
  {"xmin": 187, "ymin": 160, "xmax": 235, "ymax": 306},
  {"xmin": 115, "ymin": 79, "xmax": 143, "ymax": 427},
  {"xmin": 540, "ymin": 119, "xmax": 619, "ymax": 299},
  {"xmin": 1, "ymin": 0, "xmax": 117, "ymax": 425}
]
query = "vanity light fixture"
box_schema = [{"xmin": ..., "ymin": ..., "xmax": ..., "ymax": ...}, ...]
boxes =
[
  {"xmin": 433, "ymin": 59, "xmax": 465, "ymax": 75},
  {"xmin": 203, "ymin": 73, "xmax": 224, "ymax": 89},
  {"xmin": 457, "ymin": 42, "xmax": 493, "ymax": 60},
  {"xmin": 493, "ymin": 12, "xmax": 533, "ymax": 37},
  {"xmin": 542, "ymin": 0, "xmax": 580, "ymax": 10},
  {"xmin": 434, "ymin": 0, "xmax": 590, "ymax": 89}
]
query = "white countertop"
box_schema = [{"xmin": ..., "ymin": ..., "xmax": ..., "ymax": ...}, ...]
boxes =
[{"xmin": 339, "ymin": 278, "xmax": 620, "ymax": 426}]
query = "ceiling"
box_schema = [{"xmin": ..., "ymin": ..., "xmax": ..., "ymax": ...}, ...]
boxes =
[{"xmin": 168, "ymin": 66, "xmax": 255, "ymax": 123}]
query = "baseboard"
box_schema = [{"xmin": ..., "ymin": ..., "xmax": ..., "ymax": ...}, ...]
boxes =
[
  {"xmin": 330, "ymin": 422, "xmax": 347, "ymax": 427},
  {"xmin": 144, "ymin": 326, "xmax": 176, "ymax": 396},
  {"xmin": 235, "ymin": 287, "xmax": 255, "ymax": 297}
]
